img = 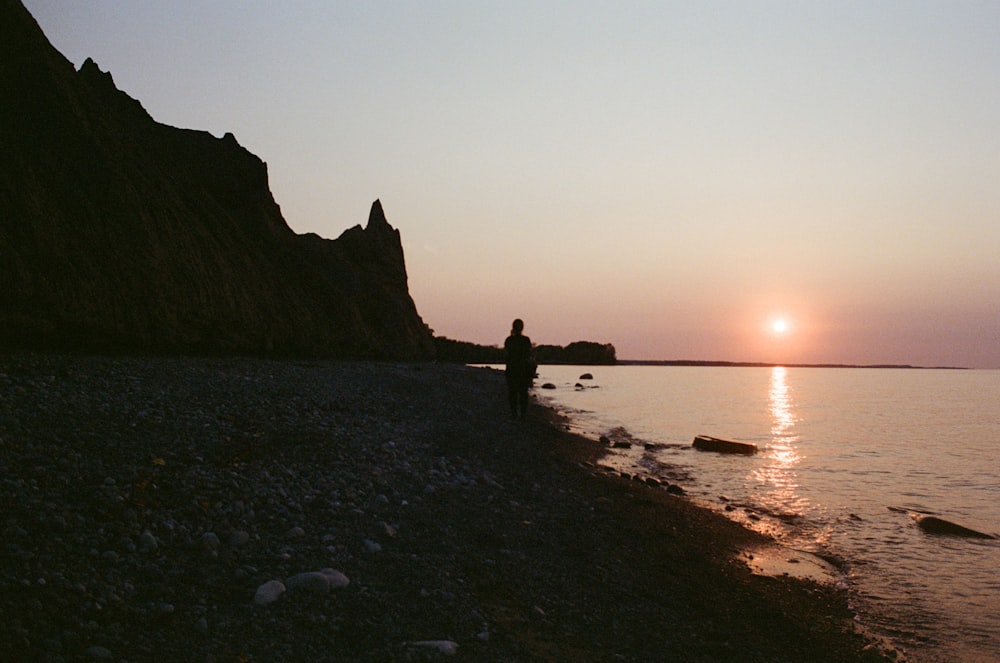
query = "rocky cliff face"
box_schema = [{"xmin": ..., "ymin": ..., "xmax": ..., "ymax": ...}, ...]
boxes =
[{"xmin": 0, "ymin": 0, "xmax": 434, "ymax": 359}]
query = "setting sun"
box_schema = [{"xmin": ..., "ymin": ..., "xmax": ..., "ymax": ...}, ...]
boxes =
[{"xmin": 772, "ymin": 319, "xmax": 789, "ymax": 334}]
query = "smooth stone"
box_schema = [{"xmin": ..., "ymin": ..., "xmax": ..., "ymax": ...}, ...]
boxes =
[
  {"xmin": 285, "ymin": 572, "xmax": 331, "ymax": 593},
  {"xmin": 228, "ymin": 530, "xmax": 250, "ymax": 547},
  {"xmin": 138, "ymin": 530, "xmax": 158, "ymax": 551},
  {"xmin": 253, "ymin": 580, "xmax": 286, "ymax": 606},
  {"xmin": 202, "ymin": 532, "xmax": 221, "ymax": 550},
  {"xmin": 320, "ymin": 568, "xmax": 350, "ymax": 589}
]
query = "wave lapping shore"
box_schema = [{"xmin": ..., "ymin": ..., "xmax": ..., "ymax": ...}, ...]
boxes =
[{"xmin": 0, "ymin": 356, "xmax": 890, "ymax": 661}]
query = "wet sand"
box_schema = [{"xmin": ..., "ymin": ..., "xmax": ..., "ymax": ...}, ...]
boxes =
[{"xmin": 0, "ymin": 355, "xmax": 893, "ymax": 661}]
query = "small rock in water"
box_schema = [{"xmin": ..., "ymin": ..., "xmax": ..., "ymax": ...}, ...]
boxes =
[
  {"xmin": 364, "ymin": 539, "xmax": 382, "ymax": 553},
  {"xmin": 286, "ymin": 526, "xmax": 306, "ymax": 539},
  {"xmin": 253, "ymin": 580, "xmax": 286, "ymax": 606}
]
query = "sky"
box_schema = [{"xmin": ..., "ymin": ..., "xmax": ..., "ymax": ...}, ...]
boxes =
[{"xmin": 22, "ymin": 1, "xmax": 1000, "ymax": 367}]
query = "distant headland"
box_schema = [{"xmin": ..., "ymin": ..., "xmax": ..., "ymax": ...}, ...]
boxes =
[
  {"xmin": 434, "ymin": 336, "xmax": 965, "ymax": 369},
  {"xmin": 434, "ymin": 337, "xmax": 617, "ymax": 365}
]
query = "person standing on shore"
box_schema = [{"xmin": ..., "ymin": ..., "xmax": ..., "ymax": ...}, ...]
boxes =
[{"xmin": 504, "ymin": 318, "xmax": 534, "ymax": 419}]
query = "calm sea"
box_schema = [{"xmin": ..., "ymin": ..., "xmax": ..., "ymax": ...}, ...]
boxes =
[{"xmin": 531, "ymin": 365, "xmax": 1000, "ymax": 663}]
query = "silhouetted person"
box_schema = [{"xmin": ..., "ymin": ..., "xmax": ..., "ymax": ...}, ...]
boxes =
[{"xmin": 504, "ymin": 318, "xmax": 534, "ymax": 419}]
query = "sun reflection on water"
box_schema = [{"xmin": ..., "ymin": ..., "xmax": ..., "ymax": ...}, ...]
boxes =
[{"xmin": 751, "ymin": 366, "xmax": 806, "ymax": 518}]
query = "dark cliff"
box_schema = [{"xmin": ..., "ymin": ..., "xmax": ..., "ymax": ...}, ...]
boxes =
[{"xmin": 0, "ymin": 0, "xmax": 434, "ymax": 359}]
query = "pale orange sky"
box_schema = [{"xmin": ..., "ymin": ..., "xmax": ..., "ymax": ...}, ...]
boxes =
[{"xmin": 24, "ymin": 1, "xmax": 1000, "ymax": 367}]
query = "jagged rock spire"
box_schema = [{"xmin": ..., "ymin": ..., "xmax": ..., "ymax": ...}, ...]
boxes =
[{"xmin": 367, "ymin": 199, "xmax": 390, "ymax": 230}]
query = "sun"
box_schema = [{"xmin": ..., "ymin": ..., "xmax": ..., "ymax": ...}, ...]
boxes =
[{"xmin": 772, "ymin": 319, "xmax": 789, "ymax": 334}]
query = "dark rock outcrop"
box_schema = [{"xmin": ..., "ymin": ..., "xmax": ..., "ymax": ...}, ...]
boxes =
[{"xmin": 0, "ymin": 0, "xmax": 433, "ymax": 359}]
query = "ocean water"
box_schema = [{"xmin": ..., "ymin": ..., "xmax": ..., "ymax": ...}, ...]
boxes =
[{"xmin": 531, "ymin": 365, "xmax": 1000, "ymax": 662}]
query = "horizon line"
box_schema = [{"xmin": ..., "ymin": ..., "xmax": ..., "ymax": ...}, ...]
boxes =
[{"xmin": 615, "ymin": 359, "xmax": 969, "ymax": 370}]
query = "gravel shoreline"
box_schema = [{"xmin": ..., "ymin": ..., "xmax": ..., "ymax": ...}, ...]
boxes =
[{"xmin": 0, "ymin": 355, "xmax": 892, "ymax": 661}]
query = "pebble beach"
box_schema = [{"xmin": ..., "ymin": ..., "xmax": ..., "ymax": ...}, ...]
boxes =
[{"xmin": 0, "ymin": 355, "xmax": 892, "ymax": 661}]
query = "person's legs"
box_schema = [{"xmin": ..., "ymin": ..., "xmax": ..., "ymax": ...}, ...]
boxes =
[
  {"xmin": 506, "ymin": 376, "xmax": 519, "ymax": 418},
  {"xmin": 517, "ymin": 380, "xmax": 529, "ymax": 418}
]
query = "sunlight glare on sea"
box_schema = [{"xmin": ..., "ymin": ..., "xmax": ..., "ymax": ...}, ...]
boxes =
[{"xmin": 533, "ymin": 365, "xmax": 1000, "ymax": 663}]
